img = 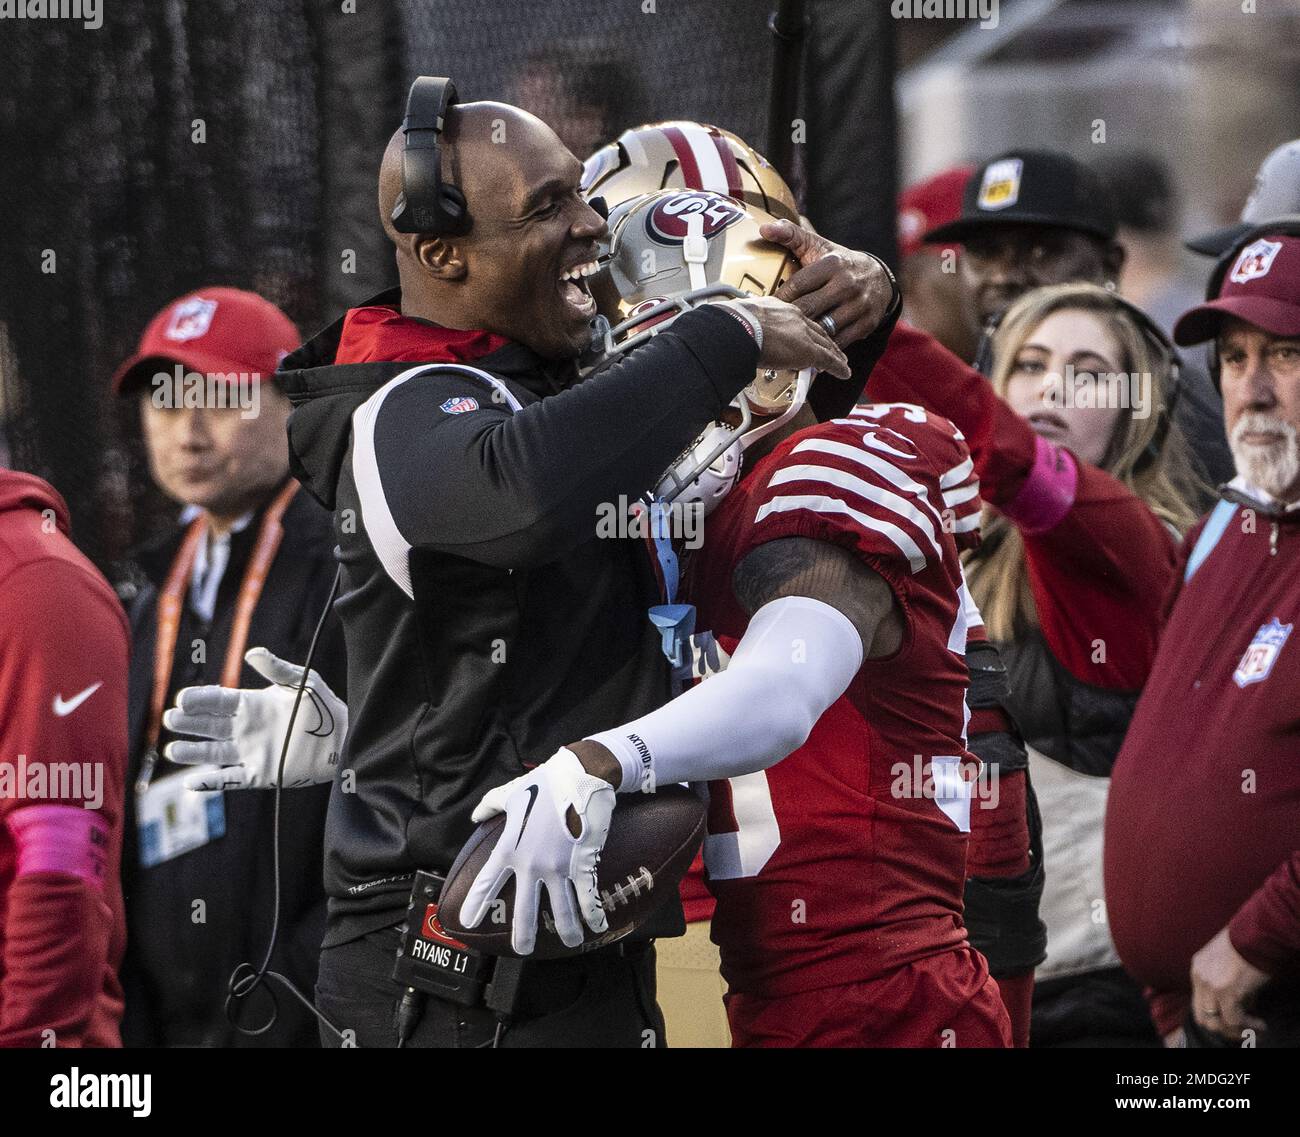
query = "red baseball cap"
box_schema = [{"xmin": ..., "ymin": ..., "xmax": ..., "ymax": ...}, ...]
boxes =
[
  {"xmin": 111, "ymin": 286, "xmax": 300, "ymax": 395},
  {"xmin": 1175, "ymin": 234, "xmax": 1300, "ymax": 345},
  {"xmin": 898, "ymin": 166, "xmax": 974, "ymax": 259}
]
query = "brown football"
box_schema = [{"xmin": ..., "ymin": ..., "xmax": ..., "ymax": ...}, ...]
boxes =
[{"xmin": 437, "ymin": 785, "xmax": 706, "ymax": 960}]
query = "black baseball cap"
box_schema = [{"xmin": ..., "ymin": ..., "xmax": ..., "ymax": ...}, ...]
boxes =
[
  {"xmin": 1186, "ymin": 139, "xmax": 1300, "ymax": 257},
  {"xmin": 923, "ymin": 149, "xmax": 1118, "ymax": 245}
]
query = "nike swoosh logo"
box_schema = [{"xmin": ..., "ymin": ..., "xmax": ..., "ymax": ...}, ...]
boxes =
[
  {"xmin": 515, "ymin": 784, "xmax": 540, "ymax": 848},
  {"xmin": 52, "ymin": 681, "xmax": 103, "ymax": 717}
]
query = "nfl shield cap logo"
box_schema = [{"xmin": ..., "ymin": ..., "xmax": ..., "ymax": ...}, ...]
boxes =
[
  {"xmin": 1229, "ymin": 238, "xmax": 1283, "ymax": 284},
  {"xmin": 165, "ymin": 297, "xmax": 219, "ymax": 342}
]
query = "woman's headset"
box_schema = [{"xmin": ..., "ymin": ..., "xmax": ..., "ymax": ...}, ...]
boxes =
[{"xmin": 975, "ymin": 286, "xmax": 1182, "ymax": 471}]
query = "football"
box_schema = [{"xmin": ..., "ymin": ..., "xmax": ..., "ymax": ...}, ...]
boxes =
[{"xmin": 437, "ymin": 784, "xmax": 707, "ymax": 960}]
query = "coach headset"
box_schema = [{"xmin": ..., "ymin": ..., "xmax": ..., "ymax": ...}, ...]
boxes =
[
  {"xmin": 388, "ymin": 74, "xmax": 610, "ymax": 237},
  {"xmin": 975, "ymin": 287, "xmax": 1182, "ymax": 472},
  {"xmin": 1203, "ymin": 216, "xmax": 1300, "ymax": 389},
  {"xmin": 389, "ymin": 76, "xmax": 473, "ymax": 237}
]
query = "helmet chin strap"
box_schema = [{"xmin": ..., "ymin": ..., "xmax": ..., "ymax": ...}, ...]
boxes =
[
  {"xmin": 739, "ymin": 367, "xmax": 814, "ymax": 451},
  {"xmin": 683, "ymin": 213, "xmax": 710, "ymax": 292}
]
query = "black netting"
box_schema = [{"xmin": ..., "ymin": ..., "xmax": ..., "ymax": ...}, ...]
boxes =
[
  {"xmin": 0, "ymin": 0, "xmax": 395, "ymax": 584},
  {"xmin": 400, "ymin": 0, "xmax": 776, "ymax": 174},
  {"xmin": 0, "ymin": 1, "xmax": 884, "ymax": 586}
]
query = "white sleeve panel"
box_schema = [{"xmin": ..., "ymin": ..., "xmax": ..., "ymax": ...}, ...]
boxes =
[{"xmin": 586, "ymin": 595, "xmax": 864, "ymax": 791}]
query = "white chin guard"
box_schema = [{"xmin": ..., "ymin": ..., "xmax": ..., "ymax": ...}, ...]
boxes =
[
  {"xmin": 655, "ymin": 425, "xmax": 743, "ymax": 517},
  {"xmin": 654, "ymin": 365, "xmax": 813, "ymax": 514}
]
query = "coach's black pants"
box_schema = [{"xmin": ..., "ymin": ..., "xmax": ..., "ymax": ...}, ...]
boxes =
[{"xmin": 315, "ymin": 924, "xmax": 665, "ymax": 1048}]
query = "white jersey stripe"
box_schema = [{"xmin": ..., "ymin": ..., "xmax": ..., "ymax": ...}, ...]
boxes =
[
  {"xmin": 768, "ymin": 463, "xmax": 942, "ymax": 557},
  {"xmin": 941, "ymin": 481, "xmax": 981, "ymax": 507},
  {"xmin": 790, "ymin": 437, "xmax": 945, "ymax": 531},
  {"xmin": 755, "ymin": 494, "xmax": 928, "ymax": 573},
  {"xmin": 940, "ymin": 457, "xmax": 975, "ymax": 489},
  {"xmin": 352, "ymin": 363, "xmax": 522, "ymax": 600}
]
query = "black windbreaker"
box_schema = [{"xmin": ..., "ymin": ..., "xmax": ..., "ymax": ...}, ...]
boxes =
[{"xmin": 278, "ymin": 292, "xmax": 761, "ymax": 947}]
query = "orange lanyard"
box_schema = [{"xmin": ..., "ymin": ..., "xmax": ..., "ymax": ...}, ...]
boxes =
[{"xmin": 144, "ymin": 480, "xmax": 299, "ymax": 754}]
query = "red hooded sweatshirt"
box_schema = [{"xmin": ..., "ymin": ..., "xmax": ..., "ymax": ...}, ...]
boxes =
[{"xmin": 0, "ymin": 470, "xmax": 128, "ymax": 1047}]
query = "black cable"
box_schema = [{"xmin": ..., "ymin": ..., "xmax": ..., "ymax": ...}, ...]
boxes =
[{"xmin": 224, "ymin": 563, "xmax": 346, "ymax": 1043}]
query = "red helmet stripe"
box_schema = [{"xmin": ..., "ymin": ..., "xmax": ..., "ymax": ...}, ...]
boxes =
[
  {"xmin": 661, "ymin": 125, "xmax": 703, "ymax": 189},
  {"xmin": 709, "ymin": 129, "xmax": 743, "ymax": 199}
]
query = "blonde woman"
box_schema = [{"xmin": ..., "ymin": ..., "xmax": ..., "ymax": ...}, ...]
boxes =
[{"xmin": 868, "ymin": 282, "xmax": 1201, "ymax": 1046}]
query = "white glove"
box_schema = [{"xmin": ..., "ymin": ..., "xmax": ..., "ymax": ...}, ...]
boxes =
[
  {"xmin": 162, "ymin": 647, "xmax": 347, "ymax": 791},
  {"xmin": 459, "ymin": 747, "xmax": 616, "ymax": 955}
]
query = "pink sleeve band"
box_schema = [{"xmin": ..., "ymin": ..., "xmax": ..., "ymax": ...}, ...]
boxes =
[
  {"xmin": 1001, "ymin": 434, "xmax": 1078, "ymax": 535},
  {"xmin": 5, "ymin": 805, "xmax": 109, "ymax": 887}
]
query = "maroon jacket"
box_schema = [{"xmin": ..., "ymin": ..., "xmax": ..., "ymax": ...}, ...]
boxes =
[
  {"xmin": 0, "ymin": 471, "xmax": 128, "ymax": 1046},
  {"xmin": 1106, "ymin": 484, "xmax": 1300, "ymax": 1035}
]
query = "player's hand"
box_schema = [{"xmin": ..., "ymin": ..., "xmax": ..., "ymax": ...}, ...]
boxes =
[
  {"xmin": 1189, "ymin": 925, "xmax": 1270, "ymax": 1041},
  {"xmin": 459, "ymin": 747, "xmax": 616, "ymax": 955},
  {"xmin": 733, "ymin": 294, "xmax": 851, "ymax": 379},
  {"xmin": 761, "ymin": 218, "xmax": 897, "ymax": 348},
  {"xmin": 162, "ymin": 647, "xmax": 347, "ymax": 791}
]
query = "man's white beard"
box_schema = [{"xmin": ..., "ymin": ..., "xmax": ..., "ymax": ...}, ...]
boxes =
[{"xmin": 1230, "ymin": 412, "xmax": 1300, "ymax": 501}]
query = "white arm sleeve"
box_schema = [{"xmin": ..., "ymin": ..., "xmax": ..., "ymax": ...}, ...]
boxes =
[{"xmin": 586, "ymin": 595, "xmax": 864, "ymax": 792}]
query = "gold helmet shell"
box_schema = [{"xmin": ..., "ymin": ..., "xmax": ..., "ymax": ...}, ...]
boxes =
[{"xmin": 581, "ymin": 121, "xmax": 799, "ymax": 223}]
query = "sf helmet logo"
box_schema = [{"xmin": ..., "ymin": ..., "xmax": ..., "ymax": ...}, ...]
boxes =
[{"xmin": 646, "ymin": 190, "xmax": 745, "ymax": 245}]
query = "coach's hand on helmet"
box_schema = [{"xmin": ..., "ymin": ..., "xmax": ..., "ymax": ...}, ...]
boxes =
[
  {"xmin": 733, "ymin": 294, "xmax": 852, "ymax": 380},
  {"xmin": 460, "ymin": 747, "xmax": 617, "ymax": 955},
  {"xmin": 760, "ymin": 218, "xmax": 898, "ymax": 349}
]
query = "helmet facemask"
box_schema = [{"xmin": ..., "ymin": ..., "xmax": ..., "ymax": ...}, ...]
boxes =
[{"xmin": 581, "ymin": 189, "xmax": 814, "ymax": 516}]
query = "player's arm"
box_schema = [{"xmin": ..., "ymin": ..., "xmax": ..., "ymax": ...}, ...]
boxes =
[
  {"xmin": 351, "ymin": 303, "xmax": 846, "ymax": 571},
  {"xmin": 575, "ymin": 537, "xmax": 893, "ymax": 793},
  {"xmin": 459, "ymin": 537, "xmax": 887, "ymax": 954},
  {"xmin": 0, "ymin": 561, "xmax": 128, "ymax": 1048}
]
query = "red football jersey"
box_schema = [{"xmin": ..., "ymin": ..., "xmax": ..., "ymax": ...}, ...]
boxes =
[{"xmin": 679, "ymin": 404, "xmax": 982, "ymax": 998}]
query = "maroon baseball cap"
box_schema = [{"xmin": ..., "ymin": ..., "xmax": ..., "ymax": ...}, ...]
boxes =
[
  {"xmin": 1174, "ymin": 234, "xmax": 1300, "ymax": 345},
  {"xmin": 898, "ymin": 165, "xmax": 974, "ymax": 259},
  {"xmin": 111, "ymin": 286, "xmax": 300, "ymax": 395}
]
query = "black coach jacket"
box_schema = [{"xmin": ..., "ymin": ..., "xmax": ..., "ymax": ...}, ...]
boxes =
[
  {"xmin": 278, "ymin": 291, "xmax": 761, "ymax": 947},
  {"xmin": 121, "ymin": 485, "xmax": 344, "ymax": 1047}
]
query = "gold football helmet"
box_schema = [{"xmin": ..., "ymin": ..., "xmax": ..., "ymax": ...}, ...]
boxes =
[
  {"xmin": 587, "ymin": 188, "xmax": 812, "ymax": 511},
  {"xmin": 581, "ymin": 121, "xmax": 800, "ymax": 223}
]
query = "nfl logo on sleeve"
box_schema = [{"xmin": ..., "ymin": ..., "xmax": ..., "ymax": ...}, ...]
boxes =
[
  {"xmin": 440, "ymin": 395, "xmax": 479, "ymax": 415},
  {"xmin": 1233, "ymin": 617, "xmax": 1293, "ymax": 688}
]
